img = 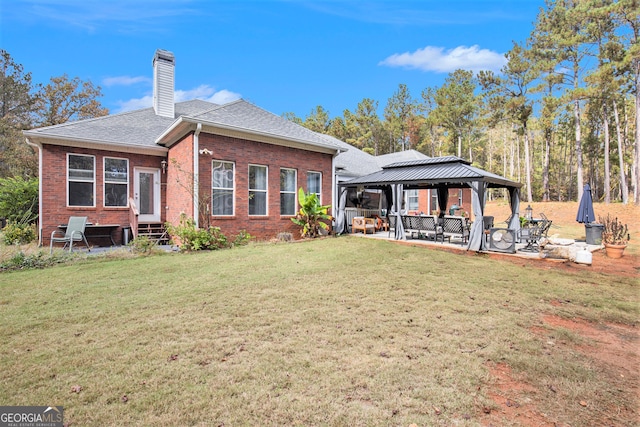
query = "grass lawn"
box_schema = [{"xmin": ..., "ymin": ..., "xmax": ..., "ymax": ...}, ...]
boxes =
[{"xmin": 0, "ymin": 237, "xmax": 637, "ymax": 426}]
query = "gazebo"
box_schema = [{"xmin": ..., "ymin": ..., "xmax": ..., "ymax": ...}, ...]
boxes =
[{"xmin": 335, "ymin": 156, "xmax": 523, "ymax": 252}]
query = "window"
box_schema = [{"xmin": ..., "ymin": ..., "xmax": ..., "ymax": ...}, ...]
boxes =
[
  {"xmin": 307, "ymin": 171, "xmax": 321, "ymax": 201},
  {"xmin": 458, "ymin": 189, "xmax": 463, "ymax": 206},
  {"xmin": 280, "ymin": 168, "xmax": 297, "ymax": 216},
  {"xmin": 431, "ymin": 191, "xmax": 439, "ymax": 213},
  {"xmin": 249, "ymin": 165, "xmax": 267, "ymax": 215},
  {"xmin": 407, "ymin": 189, "xmax": 419, "ymax": 211},
  {"xmin": 212, "ymin": 161, "xmax": 234, "ymax": 215},
  {"xmin": 104, "ymin": 157, "xmax": 129, "ymax": 207},
  {"xmin": 68, "ymin": 154, "xmax": 95, "ymax": 207}
]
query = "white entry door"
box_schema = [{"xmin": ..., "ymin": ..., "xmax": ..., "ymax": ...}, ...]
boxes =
[{"xmin": 134, "ymin": 168, "xmax": 161, "ymax": 222}]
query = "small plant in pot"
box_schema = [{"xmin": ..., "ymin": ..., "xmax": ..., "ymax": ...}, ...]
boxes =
[{"xmin": 599, "ymin": 214, "xmax": 630, "ymax": 258}]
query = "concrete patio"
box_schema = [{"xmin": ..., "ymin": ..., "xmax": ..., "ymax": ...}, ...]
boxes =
[{"xmin": 349, "ymin": 229, "xmax": 602, "ymax": 264}]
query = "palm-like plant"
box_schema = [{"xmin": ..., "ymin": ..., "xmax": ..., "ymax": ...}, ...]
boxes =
[{"xmin": 291, "ymin": 188, "xmax": 332, "ymax": 238}]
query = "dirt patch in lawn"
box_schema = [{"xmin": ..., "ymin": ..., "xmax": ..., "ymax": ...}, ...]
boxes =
[
  {"xmin": 540, "ymin": 314, "xmax": 639, "ymax": 381},
  {"xmin": 482, "ymin": 363, "xmax": 557, "ymax": 427},
  {"xmin": 481, "ymin": 314, "xmax": 639, "ymax": 426}
]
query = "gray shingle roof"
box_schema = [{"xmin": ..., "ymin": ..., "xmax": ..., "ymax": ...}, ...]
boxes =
[
  {"xmin": 24, "ymin": 99, "xmax": 340, "ymax": 153},
  {"xmin": 186, "ymin": 100, "xmax": 338, "ymax": 149},
  {"xmin": 318, "ymin": 134, "xmax": 382, "ymax": 178},
  {"xmin": 375, "ymin": 149, "xmax": 429, "ymax": 167}
]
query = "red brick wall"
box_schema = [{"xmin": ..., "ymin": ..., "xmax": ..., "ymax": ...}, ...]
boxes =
[
  {"xmin": 191, "ymin": 133, "xmax": 334, "ymax": 240},
  {"xmin": 40, "ymin": 144, "xmax": 166, "ymax": 246},
  {"xmin": 419, "ymin": 188, "xmax": 473, "ymax": 218},
  {"xmin": 39, "ymin": 132, "xmax": 334, "ymax": 245},
  {"xmin": 166, "ymin": 134, "xmax": 194, "ymax": 224},
  {"xmin": 418, "ymin": 189, "xmax": 429, "ymax": 214}
]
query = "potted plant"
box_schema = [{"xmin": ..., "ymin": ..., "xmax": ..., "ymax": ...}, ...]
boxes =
[{"xmin": 599, "ymin": 214, "xmax": 630, "ymax": 258}]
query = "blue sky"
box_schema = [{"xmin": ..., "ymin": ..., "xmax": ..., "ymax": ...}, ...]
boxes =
[{"xmin": 1, "ymin": 0, "xmax": 545, "ymax": 119}]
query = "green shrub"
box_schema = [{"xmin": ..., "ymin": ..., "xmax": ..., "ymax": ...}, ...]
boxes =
[
  {"xmin": 165, "ymin": 213, "xmax": 251, "ymax": 251},
  {"xmin": 233, "ymin": 230, "xmax": 252, "ymax": 246},
  {"xmin": 128, "ymin": 235, "xmax": 158, "ymax": 254},
  {"xmin": 2, "ymin": 222, "xmax": 36, "ymax": 245},
  {"xmin": 0, "ymin": 250, "xmax": 68, "ymax": 271},
  {"xmin": 0, "ymin": 176, "xmax": 38, "ymax": 224}
]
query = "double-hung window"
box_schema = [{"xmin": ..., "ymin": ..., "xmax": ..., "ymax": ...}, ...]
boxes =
[
  {"xmin": 280, "ymin": 168, "xmax": 297, "ymax": 216},
  {"xmin": 249, "ymin": 165, "xmax": 267, "ymax": 216},
  {"xmin": 307, "ymin": 171, "xmax": 321, "ymax": 202},
  {"xmin": 68, "ymin": 154, "xmax": 95, "ymax": 207},
  {"xmin": 104, "ymin": 157, "xmax": 129, "ymax": 207},
  {"xmin": 431, "ymin": 191, "xmax": 438, "ymax": 212},
  {"xmin": 212, "ymin": 161, "xmax": 234, "ymax": 215},
  {"xmin": 407, "ymin": 189, "xmax": 419, "ymax": 211}
]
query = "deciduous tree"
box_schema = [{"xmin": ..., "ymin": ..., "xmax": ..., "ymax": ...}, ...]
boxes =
[
  {"xmin": 34, "ymin": 74, "xmax": 108, "ymax": 127},
  {"xmin": 0, "ymin": 50, "xmax": 37, "ymax": 177}
]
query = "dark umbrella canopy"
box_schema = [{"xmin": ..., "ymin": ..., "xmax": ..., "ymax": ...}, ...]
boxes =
[{"xmin": 576, "ymin": 184, "xmax": 596, "ymax": 223}]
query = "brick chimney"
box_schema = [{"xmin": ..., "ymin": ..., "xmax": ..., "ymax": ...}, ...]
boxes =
[{"xmin": 153, "ymin": 49, "xmax": 175, "ymax": 118}]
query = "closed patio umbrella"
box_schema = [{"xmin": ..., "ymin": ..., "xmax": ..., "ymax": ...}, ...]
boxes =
[
  {"xmin": 576, "ymin": 184, "xmax": 595, "ymax": 223},
  {"xmin": 577, "ymin": 184, "xmax": 603, "ymax": 245}
]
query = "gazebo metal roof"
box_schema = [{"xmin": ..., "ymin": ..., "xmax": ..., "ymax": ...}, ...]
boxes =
[{"xmin": 339, "ymin": 156, "xmax": 522, "ymax": 190}]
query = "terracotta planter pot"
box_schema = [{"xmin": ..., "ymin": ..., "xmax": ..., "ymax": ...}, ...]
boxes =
[{"xmin": 604, "ymin": 243, "xmax": 627, "ymax": 259}]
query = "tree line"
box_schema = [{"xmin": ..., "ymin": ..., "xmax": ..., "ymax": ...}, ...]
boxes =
[
  {"xmin": 284, "ymin": 0, "xmax": 639, "ymax": 206},
  {"xmin": 0, "ymin": 0, "xmax": 637, "ymax": 206},
  {"xmin": 0, "ymin": 49, "xmax": 108, "ymax": 178}
]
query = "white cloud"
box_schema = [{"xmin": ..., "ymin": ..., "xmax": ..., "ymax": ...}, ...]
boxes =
[
  {"xmin": 103, "ymin": 75, "xmax": 151, "ymax": 87},
  {"xmin": 114, "ymin": 84, "xmax": 241, "ymax": 113},
  {"xmin": 175, "ymin": 85, "xmax": 241, "ymax": 104},
  {"xmin": 115, "ymin": 95, "xmax": 153, "ymax": 113},
  {"xmin": 206, "ymin": 89, "xmax": 242, "ymax": 105},
  {"xmin": 380, "ymin": 45, "xmax": 506, "ymax": 74}
]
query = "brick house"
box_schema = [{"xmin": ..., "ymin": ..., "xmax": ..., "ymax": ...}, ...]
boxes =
[{"xmin": 24, "ymin": 50, "xmax": 340, "ymax": 247}]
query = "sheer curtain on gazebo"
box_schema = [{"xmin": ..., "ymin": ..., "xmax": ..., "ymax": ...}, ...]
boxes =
[
  {"xmin": 334, "ymin": 186, "xmax": 348, "ymax": 235},
  {"xmin": 392, "ymin": 183, "xmax": 406, "ymax": 240},
  {"xmin": 467, "ymin": 181, "xmax": 487, "ymax": 251},
  {"xmin": 508, "ymin": 187, "xmax": 521, "ymax": 236}
]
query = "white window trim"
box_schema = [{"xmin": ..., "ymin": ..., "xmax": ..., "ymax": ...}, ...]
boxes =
[
  {"xmin": 307, "ymin": 171, "xmax": 322, "ymax": 203},
  {"xmin": 249, "ymin": 164, "xmax": 268, "ymax": 216},
  {"xmin": 67, "ymin": 153, "xmax": 96, "ymax": 208},
  {"xmin": 212, "ymin": 160, "xmax": 235, "ymax": 216},
  {"xmin": 406, "ymin": 189, "xmax": 419, "ymax": 211},
  {"xmin": 280, "ymin": 168, "xmax": 297, "ymax": 216},
  {"xmin": 103, "ymin": 156, "xmax": 129, "ymax": 208}
]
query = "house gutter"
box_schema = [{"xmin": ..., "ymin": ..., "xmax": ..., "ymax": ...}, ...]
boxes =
[
  {"xmin": 23, "ymin": 132, "xmax": 169, "ymax": 156},
  {"xmin": 332, "ymin": 149, "xmax": 343, "ymax": 219},
  {"xmin": 193, "ymin": 123, "xmax": 202, "ymax": 227},
  {"xmin": 24, "ymin": 137, "xmax": 43, "ymax": 246}
]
